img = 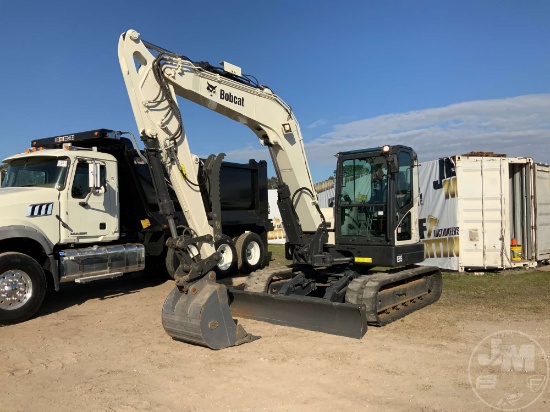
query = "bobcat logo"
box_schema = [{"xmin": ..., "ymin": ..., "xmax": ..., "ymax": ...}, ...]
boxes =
[{"xmin": 206, "ymin": 82, "xmax": 217, "ymax": 95}]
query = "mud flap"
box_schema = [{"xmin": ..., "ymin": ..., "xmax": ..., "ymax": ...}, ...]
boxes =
[
  {"xmin": 162, "ymin": 279, "xmax": 258, "ymax": 349},
  {"xmin": 228, "ymin": 289, "xmax": 368, "ymax": 339}
]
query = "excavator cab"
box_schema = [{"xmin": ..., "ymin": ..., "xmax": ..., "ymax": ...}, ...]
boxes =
[{"xmin": 333, "ymin": 145, "xmax": 424, "ymax": 267}]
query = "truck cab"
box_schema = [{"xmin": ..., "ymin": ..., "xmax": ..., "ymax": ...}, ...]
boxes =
[
  {"xmin": 0, "ymin": 131, "xmax": 146, "ymax": 325},
  {"xmin": 3, "ymin": 147, "xmax": 120, "ymax": 245}
]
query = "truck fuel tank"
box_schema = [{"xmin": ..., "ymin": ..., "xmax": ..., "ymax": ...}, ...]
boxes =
[{"xmin": 58, "ymin": 243, "xmax": 145, "ymax": 283}]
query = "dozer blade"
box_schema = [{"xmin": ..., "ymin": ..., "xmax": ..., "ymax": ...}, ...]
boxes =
[
  {"xmin": 347, "ymin": 266, "xmax": 443, "ymax": 326},
  {"xmin": 228, "ymin": 289, "xmax": 368, "ymax": 339},
  {"xmin": 162, "ymin": 278, "xmax": 258, "ymax": 349}
]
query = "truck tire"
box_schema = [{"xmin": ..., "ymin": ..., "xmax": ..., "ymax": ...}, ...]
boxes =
[
  {"xmin": 0, "ymin": 252, "xmax": 47, "ymax": 325},
  {"xmin": 166, "ymin": 237, "xmax": 238, "ymax": 279},
  {"xmin": 214, "ymin": 235, "xmax": 237, "ymax": 278},
  {"xmin": 235, "ymin": 232, "xmax": 265, "ymax": 273}
]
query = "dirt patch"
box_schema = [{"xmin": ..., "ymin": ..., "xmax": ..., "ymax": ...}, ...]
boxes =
[{"xmin": 1, "ymin": 271, "xmax": 549, "ymax": 411}]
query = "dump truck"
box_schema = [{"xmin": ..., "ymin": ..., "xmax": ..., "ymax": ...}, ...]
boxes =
[{"xmin": 0, "ymin": 129, "xmax": 272, "ymax": 325}]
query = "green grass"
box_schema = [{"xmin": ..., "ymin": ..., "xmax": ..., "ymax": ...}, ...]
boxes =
[
  {"xmin": 442, "ymin": 270, "xmax": 549, "ymax": 294},
  {"xmin": 439, "ymin": 270, "xmax": 550, "ymax": 314},
  {"xmin": 268, "ymin": 244, "xmax": 292, "ymax": 266}
]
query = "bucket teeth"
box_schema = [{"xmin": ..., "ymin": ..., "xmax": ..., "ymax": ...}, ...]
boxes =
[{"xmin": 162, "ymin": 278, "xmax": 258, "ymax": 349}]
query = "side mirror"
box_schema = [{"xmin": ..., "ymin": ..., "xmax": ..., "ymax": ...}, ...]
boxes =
[{"xmin": 88, "ymin": 162, "xmax": 101, "ymax": 191}]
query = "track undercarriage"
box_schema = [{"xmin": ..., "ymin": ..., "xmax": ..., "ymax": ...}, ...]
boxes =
[{"xmin": 229, "ymin": 264, "xmax": 442, "ymax": 337}]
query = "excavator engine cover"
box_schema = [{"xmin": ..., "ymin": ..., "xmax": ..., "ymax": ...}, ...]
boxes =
[{"xmin": 162, "ymin": 279, "xmax": 257, "ymax": 349}]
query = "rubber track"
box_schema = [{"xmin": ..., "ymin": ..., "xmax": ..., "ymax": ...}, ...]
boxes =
[
  {"xmin": 244, "ymin": 266, "xmax": 295, "ymax": 293},
  {"xmin": 346, "ymin": 266, "xmax": 442, "ymax": 326}
]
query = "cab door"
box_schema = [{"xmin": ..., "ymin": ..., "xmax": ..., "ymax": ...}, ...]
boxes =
[
  {"xmin": 393, "ymin": 149, "xmax": 417, "ymax": 245},
  {"xmin": 61, "ymin": 157, "xmax": 119, "ymax": 244}
]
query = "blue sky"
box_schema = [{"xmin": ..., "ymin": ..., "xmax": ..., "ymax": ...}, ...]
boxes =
[{"xmin": 1, "ymin": 1, "xmax": 549, "ymax": 181}]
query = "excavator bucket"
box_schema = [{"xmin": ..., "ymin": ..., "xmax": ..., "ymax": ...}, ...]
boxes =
[
  {"xmin": 162, "ymin": 279, "xmax": 257, "ymax": 349},
  {"xmin": 228, "ymin": 290, "xmax": 368, "ymax": 339}
]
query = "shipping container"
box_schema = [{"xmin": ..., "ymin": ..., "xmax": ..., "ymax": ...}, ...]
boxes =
[{"xmin": 417, "ymin": 154, "xmax": 550, "ymax": 271}]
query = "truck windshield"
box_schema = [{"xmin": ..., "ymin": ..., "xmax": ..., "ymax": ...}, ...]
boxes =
[
  {"xmin": 339, "ymin": 155, "xmax": 387, "ymax": 238},
  {"xmin": 2, "ymin": 156, "xmax": 70, "ymax": 189}
]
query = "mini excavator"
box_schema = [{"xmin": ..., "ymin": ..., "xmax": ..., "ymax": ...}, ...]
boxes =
[{"xmin": 118, "ymin": 30, "xmax": 442, "ymax": 349}]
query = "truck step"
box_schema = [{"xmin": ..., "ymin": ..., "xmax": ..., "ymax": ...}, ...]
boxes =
[{"xmin": 75, "ymin": 272, "xmax": 124, "ymax": 283}]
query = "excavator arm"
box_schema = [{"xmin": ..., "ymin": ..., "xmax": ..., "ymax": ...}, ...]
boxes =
[
  {"xmin": 118, "ymin": 30, "xmax": 217, "ymax": 261},
  {"xmin": 120, "ymin": 30, "xmax": 287, "ymax": 349}
]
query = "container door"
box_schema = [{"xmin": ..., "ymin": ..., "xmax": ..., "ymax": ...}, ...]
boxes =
[
  {"xmin": 417, "ymin": 158, "xmax": 460, "ymax": 271},
  {"xmin": 509, "ymin": 159, "xmax": 534, "ymax": 263},
  {"xmin": 534, "ymin": 163, "xmax": 550, "ymax": 261},
  {"xmin": 458, "ymin": 157, "xmax": 507, "ymax": 269}
]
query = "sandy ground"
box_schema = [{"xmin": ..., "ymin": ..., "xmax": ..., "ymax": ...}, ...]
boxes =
[{"xmin": 1, "ymin": 271, "xmax": 548, "ymax": 412}]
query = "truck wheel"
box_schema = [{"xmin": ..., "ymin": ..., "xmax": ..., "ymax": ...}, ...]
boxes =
[
  {"xmin": 0, "ymin": 252, "xmax": 46, "ymax": 325},
  {"xmin": 235, "ymin": 232, "xmax": 265, "ymax": 273},
  {"xmin": 214, "ymin": 235, "xmax": 237, "ymax": 278}
]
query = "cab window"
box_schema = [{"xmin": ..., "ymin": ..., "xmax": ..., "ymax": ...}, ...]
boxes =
[
  {"xmin": 339, "ymin": 156, "xmax": 387, "ymax": 238},
  {"xmin": 396, "ymin": 151, "xmax": 412, "ymax": 241},
  {"xmin": 2, "ymin": 156, "xmax": 69, "ymax": 189},
  {"xmin": 71, "ymin": 161, "xmax": 106, "ymax": 198},
  {"xmin": 396, "ymin": 152, "xmax": 412, "ymax": 209}
]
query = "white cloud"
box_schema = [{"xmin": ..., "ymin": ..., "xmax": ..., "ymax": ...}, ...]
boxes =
[
  {"xmin": 308, "ymin": 94, "xmax": 550, "ymax": 167},
  {"xmin": 218, "ymin": 94, "xmax": 550, "ymax": 180},
  {"xmin": 223, "ymin": 146, "xmax": 271, "ymax": 163},
  {"xmin": 307, "ymin": 119, "xmax": 327, "ymax": 129}
]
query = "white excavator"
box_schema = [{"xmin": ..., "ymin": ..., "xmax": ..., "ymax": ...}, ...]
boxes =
[{"xmin": 118, "ymin": 30, "xmax": 442, "ymax": 349}]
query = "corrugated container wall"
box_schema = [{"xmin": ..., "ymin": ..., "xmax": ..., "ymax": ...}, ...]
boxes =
[{"xmin": 418, "ymin": 155, "xmax": 543, "ymax": 271}]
